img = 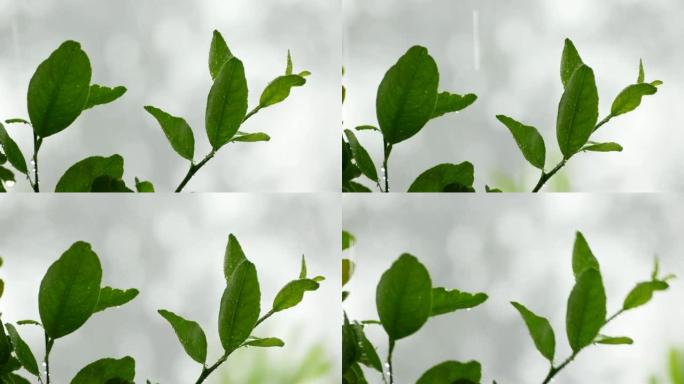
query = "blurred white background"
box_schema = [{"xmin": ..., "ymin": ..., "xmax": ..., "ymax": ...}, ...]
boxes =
[
  {"xmin": 343, "ymin": 0, "xmax": 683, "ymax": 192},
  {"xmin": 0, "ymin": 194, "xmax": 340, "ymax": 383},
  {"xmin": 343, "ymin": 194, "xmax": 684, "ymax": 383},
  {"xmin": 0, "ymin": 0, "xmax": 339, "ymax": 192}
]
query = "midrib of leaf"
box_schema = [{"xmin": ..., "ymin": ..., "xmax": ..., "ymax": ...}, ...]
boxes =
[{"xmin": 560, "ymin": 70, "xmax": 588, "ymax": 155}]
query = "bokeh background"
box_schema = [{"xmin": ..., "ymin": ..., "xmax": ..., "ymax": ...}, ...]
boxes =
[
  {"xmin": 0, "ymin": 194, "xmax": 339, "ymax": 383},
  {"xmin": 343, "ymin": 194, "xmax": 684, "ymax": 383},
  {"xmin": 0, "ymin": 0, "xmax": 339, "ymax": 192},
  {"xmin": 343, "ymin": 0, "xmax": 682, "ymax": 192}
]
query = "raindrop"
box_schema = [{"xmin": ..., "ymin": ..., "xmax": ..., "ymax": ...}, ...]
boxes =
[
  {"xmin": 5, "ymin": 180, "xmax": 15, "ymax": 188},
  {"xmin": 472, "ymin": 9, "xmax": 481, "ymax": 71}
]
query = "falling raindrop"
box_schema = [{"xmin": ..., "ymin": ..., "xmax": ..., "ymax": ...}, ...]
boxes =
[{"xmin": 472, "ymin": 9, "xmax": 481, "ymax": 71}]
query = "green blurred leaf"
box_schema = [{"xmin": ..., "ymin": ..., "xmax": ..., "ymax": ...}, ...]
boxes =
[
  {"xmin": 272, "ymin": 279, "xmax": 320, "ymax": 312},
  {"xmin": 342, "ymin": 231, "xmax": 356, "ymax": 251},
  {"xmin": 39, "ymin": 241, "xmax": 102, "ymax": 338},
  {"xmin": 158, "ymin": 309, "xmax": 207, "ymax": 364},
  {"xmin": 408, "ymin": 162, "xmax": 475, "ymax": 192},
  {"xmin": 55, "ymin": 155, "xmax": 125, "ymax": 192},
  {"xmin": 144, "ymin": 106, "xmax": 195, "ymax": 161},
  {"xmin": 556, "ymin": 64, "xmax": 599, "ymax": 158},
  {"xmin": 511, "ymin": 302, "xmax": 556, "ymax": 362},
  {"xmin": 259, "ymin": 75, "xmax": 306, "ymax": 109},
  {"xmin": 496, "ymin": 114, "xmax": 546, "ymax": 169},
  {"xmin": 71, "ymin": 356, "xmax": 135, "ymax": 384},
  {"xmin": 623, "ymin": 281, "xmax": 669, "ymax": 311},
  {"xmin": 344, "ymin": 129, "xmax": 378, "ymax": 182},
  {"xmin": 94, "ymin": 287, "xmax": 139, "ymax": 313},
  {"xmin": 572, "ymin": 231, "xmax": 600, "ymax": 279},
  {"xmin": 342, "ymin": 259, "xmax": 355, "ymax": 287},
  {"xmin": 4, "ymin": 119, "xmax": 30, "ymax": 125},
  {"xmin": 432, "ymin": 92, "xmax": 477, "ymax": 119},
  {"xmin": 0, "ymin": 123, "xmax": 27, "ymax": 174},
  {"xmin": 299, "ymin": 255, "xmax": 307, "ymax": 279},
  {"xmin": 431, "ymin": 288, "xmax": 487, "ymax": 316},
  {"xmin": 611, "ymin": 83, "xmax": 658, "ymax": 117},
  {"xmin": 0, "ymin": 322, "xmax": 11, "ymax": 365},
  {"xmin": 230, "ymin": 132, "xmax": 270, "ymax": 142},
  {"xmin": 206, "ymin": 58, "xmax": 248, "ymax": 149},
  {"xmin": 5, "ymin": 324, "xmax": 38, "ymax": 376},
  {"xmin": 218, "ymin": 261, "xmax": 260, "ymax": 352},
  {"xmin": 342, "ymin": 314, "xmax": 358, "ymax": 375},
  {"xmin": 376, "ymin": 254, "xmax": 432, "ymax": 340},
  {"xmin": 560, "ymin": 38, "xmax": 583, "ymax": 88},
  {"xmin": 416, "ymin": 360, "xmax": 481, "ymax": 384},
  {"xmin": 354, "ymin": 125, "xmax": 379, "ymax": 132},
  {"xmin": 208, "ymin": 30, "xmax": 233, "ymax": 80},
  {"xmin": 582, "ymin": 142, "xmax": 623, "ymax": 152},
  {"xmin": 637, "ymin": 60, "xmax": 645, "ymax": 84},
  {"xmin": 351, "ymin": 323, "xmax": 382, "ymax": 372},
  {"xmin": 134, "ymin": 177, "xmax": 155, "ymax": 192},
  {"xmin": 377, "ymin": 46, "xmax": 439, "ymax": 144},
  {"xmin": 566, "ymin": 269, "xmax": 606, "ymax": 352},
  {"xmin": 28, "ymin": 41, "xmax": 91, "ymax": 137},
  {"xmin": 84, "ymin": 85, "xmax": 126, "ymax": 110},
  {"xmin": 594, "ymin": 335, "xmax": 633, "ymax": 345},
  {"xmin": 242, "ymin": 337, "xmax": 284, "ymax": 348},
  {"xmin": 90, "ymin": 175, "xmax": 133, "ymax": 192}
]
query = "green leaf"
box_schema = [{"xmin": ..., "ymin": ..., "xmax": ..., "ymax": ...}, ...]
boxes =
[
  {"xmin": 0, "ymin": 167, "xmax": 14, "ymax": 183},
  {"xmin": 342, "ymin": 259, "xmax": 355, "ymax": 286},
  {"xmin": 299, "ymin": 255, "xmax": 307, "ymax": 279},
  {"xmin": 0, "ymin": 322, "xmax": 12, "ymax": 365},
  {"xmin": 70, "ymin": 356, "xmax": 135, "ymax": 384},
  {"xmin": 343, "ymin": 363, "xmax": 368, "ymax": 384},
  {"xmin": 485, "ymin": 185, "xmax": 502, "ymax": 193},
  {"xmin": 566, "ymin": 269, "xmax": 606, "ymax": 352},
  {"xmin": 39, "ymin": 241, "xmax": 102, "ymax": 338},
  {"xmin": 5, "ymin": 373, "xmax": 32, "ymax": 384},
  {"xmin": 205, "ymin": 58, "xmax": 248, "ymax": 149},
  {"xmin": 556, "ymin": 64, "xmax": 599, "ymax": 158},
  {"xmin": 582, "ymin": 142, "xmax": 623, "ymax": 152},
  {"xmin": 572, "ymin": 231, "xmax": 600, "ymax": 279},
  {"xmin": 90, "ymin": 176, "xmax": 132, "ymax": 192},
  {"xmin": 342, "ymin": 231, "xmax": 356, "ymax": 251},
  {"xmin": 224, "ymin": 234, "xmax": 247, "ymax": 281},
  {"xmin": 560, "ymin": 38, "xmax": 583, "ymax": 88},
  {"xmin": 416, "ymin": 360, "xmax": 481, "ymax": 384},
  {"xmin": 377, "ymin": 46, "xmax": 439, "ymax": 144},
  {"xmin": 0, "ymin": 123, "xmax": 27, "ymax": 175},
  {"xmin": 144, "ymin": 106, "xmax": 195, "ymax": 161},
  {"xmin": 259, "ymin": 75, "xmax": 306, "ymax": 109},
  {"xmin": 344, "ymin": 129, "xmax": 378, "ymax": 182},
  {"xmin": 431, "ymin": 288, "xmax": 487, "ymax": 316},
  {"xmin": 595, "ymin": 335, "xmax": 633, "ymax": 345},
  {"xmin": 158, "ymin": 309, "xmax": 207, "ymax": 364},
  {"xmin": 16, "ymin": 320, "xmax": 41, "ymax": 327},
  {"xmin": 637, "ymin": 59, "xmax": 645, "ymax": 84},
  {"xmin": 134, "ymin": 177, "xmax": 155, "ymax": 192},
  {"xmin": 218, "ymin": 261, "xmax": 260, "ymax": 352},
  {"xmin": 28, "ymin": 40, "xmax": 92, "ymax": 138},
  {"xmin": 611, "ymin": 83, "xmax": 658, "ymax": 117},
  {"xmin": 623, "ymin": 280, "xmax": 669, "ymax": 311},
  {"xmin": 94, "ymin": 287, "xmax": 139, "ymax": 313},
  {"xmin": 55, "ymin": 155, "xmax": 125, "ymax": 192},
  {"xmin": 431, "ymin": 92, "xmax": 477, "ymax": 119},
  {"xmin": 670, "ymin": 349, "xmax": 684, "ymax": 384},
  {"xmin": 242, "ymin": 337, "xmax": 284, "ymax": 348},
  {"xmin": 208, "ymin": 30, "xmax": 234, "ymax": 80},
  {"xmin": 407, "ymin": 162, "xmax": 475, "ymax": 192},
  {"xmin": 4, "ymin": 118, "xmax": 30, "ymax": 125},
  {"xmin": 285, "ymin": 50, "xmax": 293, "ymax": 75},
  {"xmin": 496, "ymin": 114, "xmax": 546, "ymax": 169},
  {"xmin": 230, "ymin": 132, "xmax": 270, "ymax": 142},
  {"xmin": 354, "ymin": 125, "xmax": 379, "ymax": 132},
  {"xmin": 272, "ymin": 279, "xmax": 320, "ymax": 312},
  {"xmin": 351, "ymin": 323, "xmax": 382, "ymax": 372},
  {"xmin": 342, "ymin": 314, "xmax": 358, "ymax": 374},
  {"xmin": 376, "ymin": 253, "xmax": 432, "ymax": 340},
  {"xmin": 347, "ymin": 181, "xmax": 371, "ymax": 192},
  {"xmin": 84, "ymin": 85, "xmax": 126, "ymax": 110},
  {"xmin": 4, "ymin": 324, "xmax": 38, "ymax": 376},
  {"xmin": 511, "ymin": 302, "xmax": 556, "ymax": 362}
]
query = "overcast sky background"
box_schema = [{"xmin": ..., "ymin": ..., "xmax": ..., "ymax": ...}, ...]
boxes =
[
  {"xmin": 0, "ymin": 0, "xmax": 339, "ymax": 192},
  {"xmin": 343, "ymin": 0, "xmax": 683, "ymax": 192},
  {"xmin": 344, "ymin": 194, "xmax": 684, "ymax": 383},
  {"xmin": 0, "ymin": 194, "xmax": 339, "ymax": 383}
]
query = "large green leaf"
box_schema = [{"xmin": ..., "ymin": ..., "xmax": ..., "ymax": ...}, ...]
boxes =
[
  {"xmin": 83, "ymin": 85, "xmax": 127, "ymax": 110},
  {"xmin": 70, "ymin": 356, "xmax": 135, "ymax": 384},
  {"xmin": 205, "ymin": 57, "xmax": 248, "ymax": 149},
  {"xmin": 344, "ymin": 129, "xmax": 378, "ymax": 182},
  {"xmin": 224, "ymin": 234, "xmax": 247, "ymax": 281},
  {"xmin": 272, "ymin": 279, "xmax": 320, "ymax": 312},
  {"xmin": 259, "ymin": 75, "xmax": 306, "ymax": 109},
  {"xmin": 430, "ymin": 288, "xmax": 488, "ymax": 316},
  {"xmin": 4, "ymin": 324, "xmax": 38, "ymax": 376},
  {"xmin": 55, "ymin": 155, "xmax": 125, "ymax": 192},
  {"xmin": 407, "ymin": 162, "xmax": 475, "ymax": 192},
  {"xmin": 566, "ymin": 269, "xmax": 606, "ymax": 352},
  {"xmin": 376, "ymin": 254, "xmax": 432, "ymax": 340},
  {"xmin": 560, "ymin": 39, "xmax": 583, "ymax": 88},
  {"xmin": 511, "ymin": 302, "xmax": 556, "ymax": 362},
  {"xmin": 416, "ymin": 360, "xmax": 481, "ymax": 384},
  {"xmin": 94, "ymin": 287, "xmax": 139, "ymax": 313},
  {"xmin": 39, "ymin": 241, "xmax": 102, "ymax": 338},
  {"xmin": 28, "ymin": 41, "xmax": 92, "ymax": 137},
  {"xmin": 377, "ymin": 46, "xmax": 439, "ymax": 144},
  {"xmin": 144, "ymin": 106, "xmax": 195, "ymax": 161},
  {"xmin": 611, "ymin": 83, "xmax": 658, "ymax": 117},
  {"xmin": 556, "ymin": 64, "xmax": 599, "ymax": 158},
  {"xmin": 431, "ymin": 92, "xmax": 477, "ymax": 119},
  {"xmin": 218, "ymin": 261, "xmax": 260, "ymax": 352},
  {"xmin": 496, "ymin": 115, "xmax": 546, "ymax": 169},
  {"xmin": 0, "ymin": 123, "xmax": 27, "ymax": 174},
  {"xmin": 208, "ymin": 30, "xmax": 234, "ymax": 80},
  {"xmin": 158, "ymin": 309, "xmax": 207, "ymax": 364},
  {"xmin": 572, "ymin": 231, "xmax": 600, "ymax": 279}
]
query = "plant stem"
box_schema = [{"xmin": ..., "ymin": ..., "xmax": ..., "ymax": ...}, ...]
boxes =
[
  {"xmin": 194, "ymin": 352, "xmax": 231, "ymax": 384},
  {"xmin": 532, "ymin": 159, "xmax": 567, "ymax": 192},
  {"xmin": 382, "ymin": 140, "xmax": 391, "ymax": 193},
  {"xmin": 593, "ymin": 115, "xmax": 613, "ymax": 133},
  {"xmin": 387, "ymin": 338, "xmax": 395, "ymax": 384},
  {"xmin": 32, "ymin": 132, "xmax": 42, "ymax": 192},
  {"xmin": 254, "ymin": 309, "xmax": 275, "ymax": 328},
  {"xmin": 44, "ymin": 333, "xmax": 52, "ymax": 384}
]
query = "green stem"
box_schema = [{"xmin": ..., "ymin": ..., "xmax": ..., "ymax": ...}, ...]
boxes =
[
  {"xmin": 387, "ymin": 338, "xmax": 395, "ymax": 384},
  {"xmin": 254, "ymin": 309, "xmax": 275, "ymax": 328},
  {"xmin": 32, "ymin": 133, "xmax": 42, "ymax": 192},
  {"xmin": 532, "ymin": 159, "xmax": 567, "ymax": 192},
  {"xmin": 44, "ymin": 333, "xmax": 52, "ymax": 384},
  {"xmin": 382, "ymin": 140, "xmax": 391, "ymax": 193},
  {"xmin": 593, "ymin": 115, "xmax": 613, "ymax": 133}
]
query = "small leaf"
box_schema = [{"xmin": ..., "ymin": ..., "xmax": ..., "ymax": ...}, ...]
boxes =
[
  {"xmin": 5, "ymin": 324, "xmax": 38, "ymax": 376},
  {"xmin": 582, "ymin": 142, "xmax": 623, "ymax": 152},
  {"xmin": 70, "ymin": 356, "xmax": 135, "ymax": 384},
  {"xmin": 595, "ymin": 335, "xmax": 633, "ymax": 345},
  {"xmin": 342, "ymin": 231, "xmax": 356, "ymax": 251},
  {"xmin": 407, "ymin": 162, "xmax": 475, "ymax": 192},
  {"xmin": 351, "ymin": 323, "xmax": 382, "ymax": 372},
  {"xmin": 354, "ymin": 125, "xmax": 379, "ymax": 132},
  {"xmin": 134, "ymin": 177, "xmax": 155, "ymax": 192},
  {"xmin": 485, "ymin": 185, "xmax": 502, "ymax": 193},
  {"xmin": 144, "ymin": 106, "xmax": 195, "ymax": 161},
  {"xmin": 94, "ymin": 287, "xmax": 139, "ymax": 313},
  {"xmin": 208, "ymin": 30, "xmax": 233, "ymax": 80},
  {"xmin": 344, "ymin": 129, "xmax": 378, "ymax": 182},
  {"xmin": 0, "ymin": 167, "xmax": 14, "ymax": 183},
  {"xmin": 0, "ymin": 123, "xmax": 28, "ymax": 174},
  {"xmin": 272, "ymin": 279, "xmax": 320, "ymax": 312},
  {"xmin": 431, "ymin": 92, "xmax": 477, "ymax": 119},
  {"xmin": 4, "ymin": 118, "xmax": 30, "ymax": 125},
  {"xmin": 623, "ymin": 280, "xmax": 669, "ymax": 311},
  {"xmin": 566, "ymin": 269, "xmax": 606, "ymax": 352},
  {"xmin": 230, "ymin": 132, "xmax": 270, "ymax": 143},
  {"xmin": 242, "ymin": 337, "xmax": 284, "ymax": 348},
  {"xmin": 218, "ymin": 261, "xmax": 260, "ymax": 352},
  {"xmin": 158, "ymin": 309, "xmax": 207, "ymax": 364},
  {"xmin": 560, "ymin": 38, "xmax": 583, "ymax": 88},
  {"xmin": 223, "ymin": 234, "xmax": 247, "ymax": 281},
  {"xmin": 637, "ymin": 59, "xmax": 645, "ymax": 84},
  {"xmin": 376, "ymin": 254, "xmax": 432, "ymax": 341},
  {"xmin": 377, "ymin": 46, "xmax": 439, "ymax": 144},
  {"xmin": 205, "ymin": 58, "xmax": 248, "ymax": 149},
  {"xmin": 90, "ymin": 176, "xmax": 132, "ymax": 192},
  {"xmin": 431, "ymin": 288, "xmax": 488, "ymax": 316},
  {"xmin": 259, "ymin": 75, "xmax": 306, "ymax": 109},
  {"xmin": 556, "ymin": 64, "xmax": 599, "ymax": 158},
  {"xmin": 28, "ymin": 40, "xmax": 92, "ymax": 138},
  {"xmin": 84, "ymin": 85, "xmax": 126, "ymax": 110},
  {"xmin": 299, "ymin": 255, "xmax": 307, "ymax": 279},
  {"xmin": 511, "ymin": 302, "xmax": 556, "ymax": 362},
  {"xmin": 416, "ymin": 360, "xmax": 481, "ymax": 384},
  {"xmin": 572, "ymin": 231, "xmax": 600, "ymax": 279},
  {"xmin": 285, "ymin": 50, "xmax": 293, "ymax": 75},
  {"xmin": 55, "ymin": 155, "xmax": 125, "ymax": 192},
  {"xmin": 16, "ymin": 320, "xmax": 41, "ymax": 327},
  {"xmin": 342, "ymin": 259, "xmax": 355, "ymax": 286},
  {"xmin": 611, "ymin": 83, "xmax": 658, "ymax": 117},
  {"xmin": 496, "ymin": 114, "xmax": 546, "ymax": 169}
]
